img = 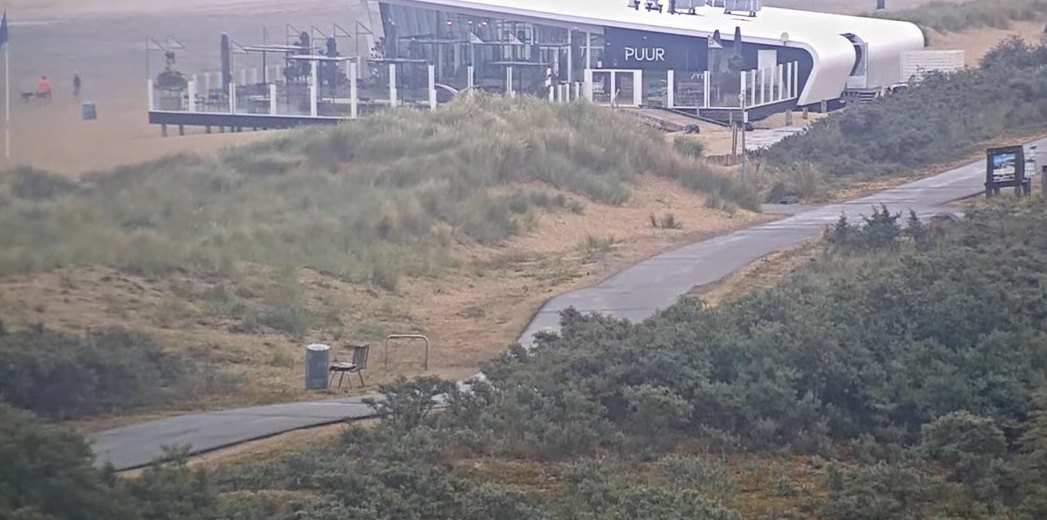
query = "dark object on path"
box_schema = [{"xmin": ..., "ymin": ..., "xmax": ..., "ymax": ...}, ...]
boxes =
[
  {"xmin": 775, "ymin": 194, "xmax": 801, "ymax": 205},
  {"xmin": 684, "ymin": 124, "xmax": 700, "ymax": 134},
  {"xmin": 930, "ymin": 212, "xmax": 960, "ymax": 223}
]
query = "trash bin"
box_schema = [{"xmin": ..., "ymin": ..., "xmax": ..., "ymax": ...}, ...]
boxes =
[
  {"xmin": 81, "ymin": 102, "xmax": 97, "ymax": 121},
  {"xmin": 304, "ymin": 343, "xmax": 330, "ymax": 390}
]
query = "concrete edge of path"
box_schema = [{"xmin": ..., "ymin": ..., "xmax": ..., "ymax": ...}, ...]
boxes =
[{"xmin": 111, "ymin": 417, "xmax": 351, "ymax": 472}]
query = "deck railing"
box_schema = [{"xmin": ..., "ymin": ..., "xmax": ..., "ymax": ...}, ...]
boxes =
[{"xmin": 147, "ymin": 62, "xmax": 801, "ymax": 121}]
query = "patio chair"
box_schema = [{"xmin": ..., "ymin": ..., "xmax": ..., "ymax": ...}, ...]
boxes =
[{"xmin": 329, "ymin": 342, "xmax": 370, "ymax": 389}]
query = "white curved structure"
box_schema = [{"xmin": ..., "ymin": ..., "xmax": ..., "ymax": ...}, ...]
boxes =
[{"xmin": 379, "ymin": 0, "xmax": 925, "ymax": 106}]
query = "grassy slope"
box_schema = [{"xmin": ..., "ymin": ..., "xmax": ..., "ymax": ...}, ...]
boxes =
[
  {"xmin": 869, "ymin": 0, "xmax": 1047, "ymax": 33},
  {"xmin": 0, "ymin": 95, "xmax": 764, "ymax": 414},
  {"xmin": 0, "ymin": 96, "xmax": 754, "ymax": 284}
]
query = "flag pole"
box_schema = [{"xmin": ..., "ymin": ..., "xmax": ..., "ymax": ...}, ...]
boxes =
[
  {"xmin": 5, "ymin": 30, "xmax": 10, "ymax": 161},
  {"xmin": 4, "ymin": 7, "xmax": 10, "ymax": 161}
]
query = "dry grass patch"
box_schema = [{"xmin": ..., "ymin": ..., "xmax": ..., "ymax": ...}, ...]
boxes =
[
  {"xmin": 928, "ymin": 20, "xmax": 1047, "ymax": 64},
  {"xmin": 691, "ymin": 240, "xmax": 823, "ymax": 306}
]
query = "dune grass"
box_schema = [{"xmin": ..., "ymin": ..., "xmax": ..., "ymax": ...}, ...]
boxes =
[
  {"xmin": 869, "ymin": 0, "xmax": 1047, "ymax": 33},
  {"xmin": 0, "ymin": 95, "xmax": 755, "ymax": 292}
]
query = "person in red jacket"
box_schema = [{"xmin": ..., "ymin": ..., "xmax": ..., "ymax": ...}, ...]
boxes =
[{"xmin": 36, "ymin": 75, "xmax": 52, "ymax": 102}]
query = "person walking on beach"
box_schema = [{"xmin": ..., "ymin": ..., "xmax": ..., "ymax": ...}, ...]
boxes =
[
  {"xmin": 36, "ymin": 75, "xmax": 52, "ymax": 103},
  {"xmin": 73, "ymin": 72, "xmax": 81, "ymax": 100}
]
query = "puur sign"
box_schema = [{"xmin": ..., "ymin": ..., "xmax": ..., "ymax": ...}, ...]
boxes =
[{"xmin": 624, "ymin": 47, "xmax": 666, "ymax": 62}]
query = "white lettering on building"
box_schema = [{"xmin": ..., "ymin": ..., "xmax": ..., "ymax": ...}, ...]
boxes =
[{"xmin": 624, "ymin": 47, "xmax": 666, "ymax": 62}]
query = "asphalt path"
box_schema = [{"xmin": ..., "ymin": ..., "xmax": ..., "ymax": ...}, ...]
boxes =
[{"xmin": 90, "ymin": 138, "xmax": 1042, "ymax": 470}]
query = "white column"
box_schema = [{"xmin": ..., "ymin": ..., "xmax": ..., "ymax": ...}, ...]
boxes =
[
  {"xmin": 739, "ymin": 71, "xmax": 746, "ymax": 108},
  {"xmin": 506, "ymin": 66, "xmax": 514, "ymax": 98},
  {"xmin": 667, "ymin": 70, "xmax": 675, "ymax": 108},
  {"xmin": 547, "ymin": 67, "xmax": 554, "ymax": 101},
  {"xmin": 585, "ymin": 31, "xmax": 591, "ymax": 69},
  {"xmin": 750, "ymin": 72, "xmax": 756, "ymax": 106},
  {"xmin": 428, "ymin": 64, "xmax": 437, "ymax": 110},
  {"xmin": 703, "ymin": 73, "xmax": 710, "ymax": 108},
  {"xmin": 633, "ymin": 71, "xmax": 643, "ymax": 107},
  {"xmin": 760, "ymin": 68, "xmax": 766, "ymax": 105},
  {"xmin": 785, "ymin": 62, "xmax": 792, "ymax": 98},
  {"xmin": 388, "ymin": 63, "xmax": 397, "ymax": 106},
  {"xmin": 777, "ymin": 64, "xmax": 784, "ymax": 101},
  {"xmin": 269, "ymin": 83, "xmax": 278, "ymax": 115},
  {"xmin": 467, "ymin": 65, "xmax": 475, "ymax": 96},
  {"xmin": 251, "ymin": 68, "xmax": 259, "ymax": 84},
  {"xmin": 147, "ymin": 79, "xmax": 155, "ymax": 111},
  {"xmin": 583, "ymin": 69, "xmax": 593, "ymax": 101},
  {"xmin": 349, "ymin": 61, "xmax": 359, "ymax": 118},
  {"xmin": 228, "ymin": 81, "xmax": 236, "ymax": 113},
  {"xmin": 793, "ymin": 62, "xmax": 799, "ymax": 99},
  {"xmin": 567, "ymin": 30, "xmax": 574, "ymax": 82},
  {"xmin": 188, "ymin": 81, "xmax": 197, "ymax": 112},
  {"xmin": 309, "ymin": 60, "xmax": 318, "ymax": 117}
]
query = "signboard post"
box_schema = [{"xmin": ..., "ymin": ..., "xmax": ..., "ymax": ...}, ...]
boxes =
[{"xmin": 985, "ymin": 145, "xmax": 1032, "ymax": 198}]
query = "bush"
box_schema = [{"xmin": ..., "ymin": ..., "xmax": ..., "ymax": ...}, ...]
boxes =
[
  {"xmin": 0, "ymin": 402, "xmax": 134, "ymax": 520},
  {"xmin": 673, "ymin": 136, "xmax": 705, "ymax": 158},
  {"xmin": 478, "ymin": 201, "xmax": 1047, "ymax": 452},
  {"xmin": 869, "ymin": 0, "xmax": 1047, "ymax": 33},
  {"xmin": 757, "ymin": 38, "xmax": 1047, "ymax": 194},
  {"xmin": 0, "ymin": 325, "xmax": 231, "ymax": 419}
]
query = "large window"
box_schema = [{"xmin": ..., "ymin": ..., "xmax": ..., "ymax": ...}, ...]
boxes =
[{"xmin": 378, "ymin": 3, "xmax": 589, "ymax": 94}]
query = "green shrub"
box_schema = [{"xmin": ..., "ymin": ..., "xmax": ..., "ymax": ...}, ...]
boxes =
[
  {"xmin": 481, "ymin": 201, "xmax": 1047, "ymax": 451},
  {"xmin": 0, "ymin": 403, "xmax": 135, "ymax": 520},
  {"xmin": 673, "ymin": 136, "xmax": 705, "ymax": 158},
  {"xmin": 758, "ymin": 38, "xmax": 1047, "ymax": 196},
  {"xmin": 0, "ymin": 325, "xmax": 232, "ymax": 419}
]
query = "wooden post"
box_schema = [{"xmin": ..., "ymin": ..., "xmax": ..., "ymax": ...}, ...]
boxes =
[
  {"xmin": 730, "ymin": 111, "xmax": 737, "ymax": 159},
  {"xmin": 1042, "ymin": 165, "xmax": 1046, "ymax": 205}
]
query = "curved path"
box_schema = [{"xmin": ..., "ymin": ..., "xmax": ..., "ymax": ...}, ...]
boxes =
[{"xmin": 90, "ymin": 140, "xmax": 1028, "ymax": 470}]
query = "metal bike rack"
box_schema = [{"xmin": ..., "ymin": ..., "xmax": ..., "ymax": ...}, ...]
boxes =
[{"xmin": 383, "ymin": 334, "xmax": 430, "ymax": 371}]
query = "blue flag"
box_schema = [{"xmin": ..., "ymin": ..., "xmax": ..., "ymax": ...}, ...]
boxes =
[{"xmin": 0, "ymin": 11, "xmax": 8, "ymax": 49}]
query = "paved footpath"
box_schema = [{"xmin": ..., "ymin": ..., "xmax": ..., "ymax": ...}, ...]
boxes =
[{"xmin": 91, "ymin": 138, "xmax": 1040, "ymax": 470}]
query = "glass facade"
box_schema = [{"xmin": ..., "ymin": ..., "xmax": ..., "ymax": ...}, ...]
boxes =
[
  {"xmin": 377, "ymin": 3, "xmax": 594, "ymax": 96},
  {"xmin": 373, "ymin": 2, "xmax": 813, "ymax": 107}
]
